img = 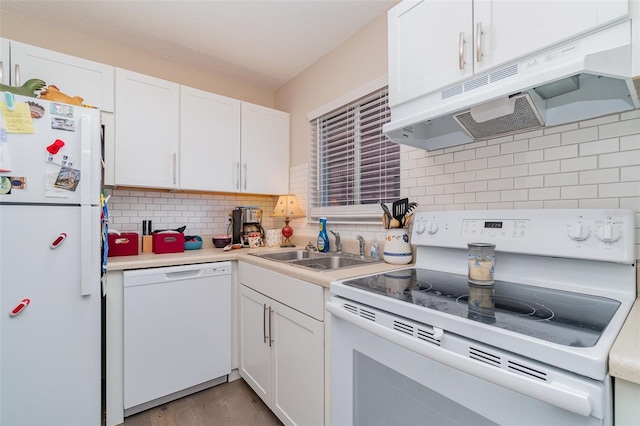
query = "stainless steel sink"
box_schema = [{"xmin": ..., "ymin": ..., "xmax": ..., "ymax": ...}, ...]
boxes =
[
  {"xmin": 290, "ymin": 256, "xmax": 373, "ymax": 270},
  {"xmin": 253, "ymin": 250, "xmax": 323, "ymax": 261},
  {"xmin": 250, "ymin": 250, "xmax": 377, "ymax": 271}
]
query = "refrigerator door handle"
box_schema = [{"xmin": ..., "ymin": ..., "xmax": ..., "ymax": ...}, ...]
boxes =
[
  {"xmin": 80, "ymin": 115, "xmax": 92, "ymax": 205},
  {"xmin": 80, "ymin": 205, "xmax": 93, "ymax": 296}
]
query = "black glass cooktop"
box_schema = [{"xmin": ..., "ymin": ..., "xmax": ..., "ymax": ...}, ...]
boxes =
[{"xmin": 341, "ymin": 268, "xmax": 620, "ymax": 347}]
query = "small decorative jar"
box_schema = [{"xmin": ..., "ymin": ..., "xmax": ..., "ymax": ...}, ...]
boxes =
[
  {"xmin": 383, "ymin": 228, "xmax": 413, "ymax": 265},
  {"xmin": 467, "ymin": 243, "xmax": 496, "ymax": 285}
]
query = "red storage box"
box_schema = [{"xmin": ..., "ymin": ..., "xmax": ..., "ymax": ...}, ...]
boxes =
[
  {"xmin": 152, "ymin": 233, "xmax": 185, "ymax": 254},
  {"xmin": 108, "ymin": 232, "xmax": 139, "ymax": 257}
]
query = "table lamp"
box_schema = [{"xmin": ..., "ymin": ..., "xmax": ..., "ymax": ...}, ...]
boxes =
[{"xmin": 271, "ymin": 194, "xmax": 305, "ymax": 247}]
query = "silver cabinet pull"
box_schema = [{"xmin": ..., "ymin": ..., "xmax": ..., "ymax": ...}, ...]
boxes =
[
  {"xmin": 242, "ymin": 162, "xmax": 247, "ymax": 190},
  {"xmin": 263, "ymin": 304, "xmax": 268, "ymax": 344},
  {"xmin": 268, "ymin": 306, "xmax": 273, "ymax": 347},
  {"xmin": 0, "ymin": 61, "xmax": 3, "ymax": 83},
  {"xmin": 476, "ymin": 22, "xmax": 483, "ymax": 63},
  {"xmin": 172, "ymin": 153, "xmax": 177, "ymax": 185},
  {"xmin": 458, "ymin": 32, "xmax": 465, "ymax": 70},
  {"xmin": 14, "ymin": 64, "xmax": 20, "ymax": 86},
  {"xmin": 235, "ymin": 162, "xmax": 240, "ymax": 189}
]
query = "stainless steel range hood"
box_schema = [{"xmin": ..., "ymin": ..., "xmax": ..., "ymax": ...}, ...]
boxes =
[{"xmin": 384, "ymin": 21, "xmax": 640, "ymax": 151}]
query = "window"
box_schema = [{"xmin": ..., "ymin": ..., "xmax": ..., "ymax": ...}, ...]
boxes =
[{"xmin": 309, "ymin": 86, "xmax": 400, "ymax": 221}]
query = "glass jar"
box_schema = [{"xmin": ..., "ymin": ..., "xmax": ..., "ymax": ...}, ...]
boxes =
[{"xmin": 467, "ymin": 243, "xmax": 496, "ymax": 285}]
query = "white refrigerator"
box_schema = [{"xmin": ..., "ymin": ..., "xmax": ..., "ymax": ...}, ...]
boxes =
[{"xmin": 0, "ymin": 94, "xmax": 102, "ymax": 425}]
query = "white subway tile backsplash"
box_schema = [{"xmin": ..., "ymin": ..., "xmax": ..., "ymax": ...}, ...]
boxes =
[
  {"xmin": 444, "ymin": 183, "xmax": 465, "ymax": 194},
  {"xmin": 514, "ymin": 129, "xmax": 543, "ymax": 140},
  {"xmin": 488, "ymin": 154, "xmax": 514, "ymax": 168},
  {"xmin": 579, "ymin": 198, "xmax": 619, "ymax": 209},
  {"xmin": 545, "ymin": 172, "xmax": 578, "ymax": 187},
  {"xmin": 579, "ymin": 138, "xmax": 619, "ymax": 156},
  {"xmin": 488, "ymin": 178, "xmax": 513, "ymax": 191},
  {"xmin": 580, "ymin": 114, "xmax": 618, "ymax": 128},
  {"xmin": 529, "ymin": 187, "xmax": 560, "ymax": 200},
  {"xmin": 514, "ymin": 150, "xmax": 543, "ymax": 164},
  {"xmin": 560, "ymin": 156, "xmax": 597, "ymax": 172},
  {"xmin": 465, "ymin": 140, "xmax": 488, "ymax": 150},
  {"xmin": 620, "ymin": 134, "xmax": 640, "ymax": 151},
  {"xmin": 500, "ymin": 189, "xmax": 528, "ymax": 201},
  {"xmin": 476, "ymin": 191, "xmax": 501, "ymax": 202},
  {"xmin": 476, "ymin": 168, "xmax": 501, "ymax": 180},
  {"xmin": 444, "ymin": 162, "xmax": 465, "ymax": 174},
  {"xmin": 544, "ymin": 123, "xmax": 579, "ymax": 135},
  {"xmin": 454, "ymin": 193, "xmax": 475, "ymax": 204},
  {"xmin": 476, "ymin": 145, "xmax": 501, "ymax": 158},
  {"xmin": 544, "ymin": 145, "xmax": 578, "ymax": 161},
  {"xmin": 501, "ymin": 140, "xmax": 529, "ymax": 154},
  {"xmin": 435, "ymin": 174, "xmax": 454, "ymax": 185},
  {"xmin": 621, "ymin": 166, "xmax": 640, "ymax": 182},
  {"xmin": 500, "ymin": 164, "xmax": 528, "ymax": 178},
  {"xmin": 465, "ymin": 158, "xmax": 488, "ymax": 171},
  {"xmin": 579, "ymin": 168, "xmax": 619, "ymax": 185},
  {"xmin": 454, "ymin": 149, "xmax": 476, "ymax": 162},
  {"xmin": 599, "ymin": 118, "xmax": 640, "ymax": 139},
  {"xmin": 514, "ymin": 201, "xmax": 544, "ymax": 209},
  {"xmin": 621, "ymin": 110, "xmax": 640, "ymax": 120},
  {"xmin": 530, "ymin": 134, "xmax": 561, "ymax": 150},
  {"xmin": 599, "ymin": 150, "xmax": 640, "ymax": 168},
  {"xmin": 435, "ymin": 153, "xmax": 454, "ymax": 165},
  {"xmin": 529, "ymin": 160, "xmax": 560, "ymax": 175},
  {"xmin": 561, "ymin": 127, "xmax": 599, "ymax": 145},
  {"xmin": 465, "ymin": 180, "xmax": 488, "ymax": 192},
  {"xmin": 487, "ymin": 135, "xmax": 514, "ymax": 145},
  {"xmin": 599, "ymin": 182, "xmax": 640, "ymax": 198},
  {"xmin": 514, "ymin": 176, "xmax": 544, "ymax": 189},
  {"xmin": 561, "ymin": 185, "xmax": 598, "ymax": 199},
  {"xmin": 454, "ymin": 171, "xmax": 476, "ymax": 182},
  {"xmin": 544, "ymin": 200, "xmax": 579, "ymax": 209}
]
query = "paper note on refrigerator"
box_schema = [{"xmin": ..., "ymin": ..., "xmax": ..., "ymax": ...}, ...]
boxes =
[{"xmin": 0, "ymin": 102, "xmax": 35, "ymax": 133}]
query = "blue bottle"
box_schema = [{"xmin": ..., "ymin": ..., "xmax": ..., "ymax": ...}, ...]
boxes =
[{"xmin": 317, "ymin": 217, "xmax": 329, "ymax": 252}]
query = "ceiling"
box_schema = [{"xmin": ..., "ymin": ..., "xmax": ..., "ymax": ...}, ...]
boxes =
[{"xmin": 0, "ymin": 0, "xmax": 399, "ymax": 91}]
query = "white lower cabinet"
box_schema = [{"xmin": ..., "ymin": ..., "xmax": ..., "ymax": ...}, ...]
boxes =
[{"xmin": 238, "ymin": 263, "xmax": 324, "ymax": 426}]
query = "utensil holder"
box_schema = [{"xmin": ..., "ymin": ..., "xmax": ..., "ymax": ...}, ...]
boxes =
[{"xmin": 383, "ymin": 228, "xmax": 412, "ymax": 265}]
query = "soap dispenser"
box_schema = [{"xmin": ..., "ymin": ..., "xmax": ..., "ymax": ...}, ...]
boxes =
[{"xmin": 317, "ymin": 217, "xmax": 330, "ymax": 252}]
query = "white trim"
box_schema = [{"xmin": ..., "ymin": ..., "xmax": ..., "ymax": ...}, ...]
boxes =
[{"xmin": 306, "ymin": 75, "xmax": 388, "ymax": 121}]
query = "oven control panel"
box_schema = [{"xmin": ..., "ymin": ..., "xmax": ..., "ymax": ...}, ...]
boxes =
[
  {"xmin": 411, "ymin": 209, "xmax": 635, "ymax": 264},
  {"xmin": 460, "ymin": 218, "xmax": 530, "ymax": 240}
]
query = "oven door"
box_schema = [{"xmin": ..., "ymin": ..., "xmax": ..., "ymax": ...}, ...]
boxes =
[{"xmin": 328, "ymin": 298, "xmax": 610, "ymax": 426}]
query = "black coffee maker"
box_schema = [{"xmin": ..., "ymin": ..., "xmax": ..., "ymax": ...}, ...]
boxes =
[{"xmin": 231, "ymin": 206, "xmax": 264, "ymax": 246}]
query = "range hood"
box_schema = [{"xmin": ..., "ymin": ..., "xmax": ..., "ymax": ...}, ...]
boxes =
[{"xmin": 384, "ymin": 21, "xmax": 640, "ymax": 151}]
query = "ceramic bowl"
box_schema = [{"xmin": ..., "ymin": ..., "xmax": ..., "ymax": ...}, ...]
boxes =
[
  {"xmin": 184, "ymin": 236, "xmax": 203, "ymax": 250},
  {"xmin": 212, "ymin": 236, "xmax": 232, "ymax": 248}
]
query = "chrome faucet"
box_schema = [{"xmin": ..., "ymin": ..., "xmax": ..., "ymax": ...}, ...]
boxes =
[
  {"xmin": 356, "ymin": 235, "xmax": 365, "ymax": 258},
  {"xmin": 330, "ymin": 230, "xmax": 341, "ymax": 254}
]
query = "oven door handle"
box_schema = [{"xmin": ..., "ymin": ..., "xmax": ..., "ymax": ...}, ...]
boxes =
[{"xmin": 326, "ymin": 302, "xmax": 596, "ymax": 418}]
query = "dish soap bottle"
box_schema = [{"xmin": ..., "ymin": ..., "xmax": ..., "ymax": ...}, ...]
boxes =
[
  {"xmin": 370, "ymin": 236, "xmax": 380, "ymax": 261},
  {"xmin": 317, "ymin": 217, "xmax": 330, "ymax": 252}
]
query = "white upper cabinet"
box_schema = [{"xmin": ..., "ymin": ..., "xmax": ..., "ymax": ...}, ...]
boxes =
[
  {"xmin": 1, "ymin": 39, "xmax": 114, "ymax": 111},
  {"xmin": 1, "ymin": 39, "xmax": 9, "ymax": 85},
  {"xmin": 114, "ymin": 68, "xmax": 180, "ymax": 189},
  {"xmin": 180, "ymin": 86, "xmax": 241, "ymax": 192},
  {"xmin": 112, "ymin": 70, "xmax": 290, "ymax": 194},
  {"xmin": 388, "ymin": 0, "xmax": 472, "ymax": 107},
  {"xmin": 388, "ymin": 0, "xmax": 630, "ymax": 107},
  {"xmin": 240, "ymin": 102, "xmax": 290, "ymax": 195}
]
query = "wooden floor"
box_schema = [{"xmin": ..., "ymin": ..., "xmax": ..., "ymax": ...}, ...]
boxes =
[{"xmin": 122, "ymin": 379, "xmax": 283, "ymax": 426}]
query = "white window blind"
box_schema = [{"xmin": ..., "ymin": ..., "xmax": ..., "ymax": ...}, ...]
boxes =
[{"xmin": 309, "ymin": 86, "xmax": 400, "ymax": 221}]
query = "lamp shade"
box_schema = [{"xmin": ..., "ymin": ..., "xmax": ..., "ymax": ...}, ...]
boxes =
[{"xmin": 271, "ymin": 194, "xmax": 305, "ymax": 218}]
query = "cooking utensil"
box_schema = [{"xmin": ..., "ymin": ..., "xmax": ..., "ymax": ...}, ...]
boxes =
[
  {"xmin": 392, "ymin": 198, "xmax": 409, "ymax": 221},
  {"xmin": 380, "ymin": 203, "xmax": 392, "ymax": 228}
]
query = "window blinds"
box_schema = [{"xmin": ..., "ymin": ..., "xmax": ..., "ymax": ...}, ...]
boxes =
[{"xmin": 309, "ymin": 87, "xmax": 400, "ymax": 220}]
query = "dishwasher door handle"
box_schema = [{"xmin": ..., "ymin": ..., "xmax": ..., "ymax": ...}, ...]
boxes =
[{"xmin": 164, "ymin": 270, "xmax": 203, "ymax": 281}]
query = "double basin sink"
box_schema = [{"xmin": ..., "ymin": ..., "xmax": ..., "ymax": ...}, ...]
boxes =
[{"xmin": 251, "ymin": 250, "xmax": 377, "ymax": 271}]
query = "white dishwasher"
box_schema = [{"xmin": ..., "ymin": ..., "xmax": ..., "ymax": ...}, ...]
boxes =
[{"xmin": 123, "ymin": 262, "xmax": 232, "ymax": 415}]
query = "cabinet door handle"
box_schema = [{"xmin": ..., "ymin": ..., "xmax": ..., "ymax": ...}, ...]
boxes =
[
  {"xmin": 172, "ymin": 153, "xmax": 177, "ymax": 185},
  {"xmin": 263, "ymin": 303, "xmax": 268, "ymax": 344},
  {"xmin": 242, "ymin": 162, "xmax": 247, "ymax": 190},
  {"xmin": 235, "ymin": 162, "xmax": 240, "ymax": 189},
  {"xmin": 14, "ymin": 64, "xmax": 20, "ymax": 86},
  {"xmin": 476, "ymin": 22, "xmax": 483, "ymax": 63},
  {"xmin": 0, "ymin": 61, "xmax": 3, "ymax": 83},
  {"xmin": 268, "ymin": 306, "xmax": 273, "ymax": 347},
  {"xmin": 458, "ymin": 32, "xmax": 465, "ymax": 70}
]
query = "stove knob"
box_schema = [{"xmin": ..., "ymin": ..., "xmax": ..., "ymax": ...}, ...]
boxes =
[
  {"xmin": 427, "ymin": 221, "xmax": 439, "ymax": 234},
  {"xmin": 416, "ymin": 222, "xmax": 426, "ymax": 234},
  {"xmin": 567, "ymin": 223, "xmax": 590, "ymax": 241},
  {"xmin": 596, "ymin": 223, "xmax": 621, "ymax": 243}
]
